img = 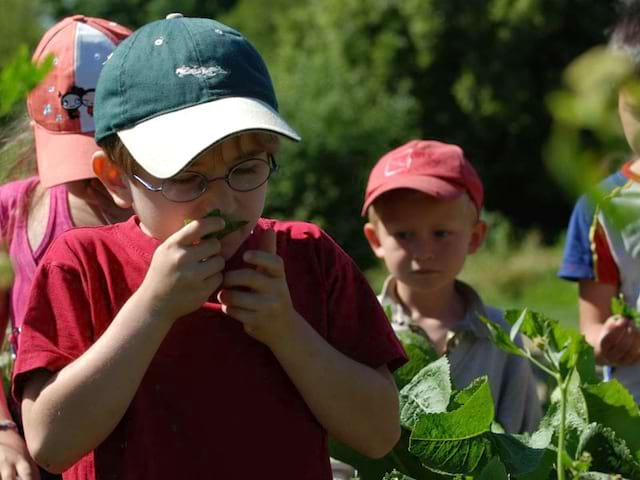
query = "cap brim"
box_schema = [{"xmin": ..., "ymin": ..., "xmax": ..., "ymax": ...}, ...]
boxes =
[
  {"xmin": 34, "ymin": 123, "xmax": 100, "ymax": 188},
  {"xmin": 117, "ymin": 97, "xmax": 301, "ymax": 179},
  {"xmin": 361, "ymin": 175, "xmax": 465, "ymax": 216}
]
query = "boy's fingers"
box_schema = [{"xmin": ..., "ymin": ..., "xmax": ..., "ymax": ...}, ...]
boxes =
[
  {"xmin": 243, "ymin": 230, "xmax": 282, "ymax": 277},
  {"xmin": 242, "ymin": 250, "xmax": 284, "ymax": 278},
  {"xmin": 223, "ymin": 269, "xmax": 264, "ymax": 291},
  {"xmin": 258, "ymin": 227, "xmax": 276, "ymax": 255},
  {"xmin": 176, "ymin": 217, "xmax": 225, "ymax": 246},
  {"xmin": 218, "ymin": 288, "xmax": 267, "ymax": 311}
]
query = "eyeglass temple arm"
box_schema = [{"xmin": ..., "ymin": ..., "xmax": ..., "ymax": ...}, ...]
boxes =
[
  {"xmin": 269, "ymin": 154, "xmax": 279, "ymax": 173},
  {"xmin": 132, "ymin": 174, "xmax": 164, "ymax": 192}
]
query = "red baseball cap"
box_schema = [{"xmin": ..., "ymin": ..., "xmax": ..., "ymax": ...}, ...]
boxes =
[
  {"xmin": 27, "ymin": 15, "xmax": 131, "ymax": 188},
  {"xmin": 361, "ymin": 140, "xmax": 484, "ymax": 216}
]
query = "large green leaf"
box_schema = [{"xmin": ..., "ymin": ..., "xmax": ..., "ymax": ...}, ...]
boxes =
[
  {"xmin": 539, "ymin": 371, "xmax": 589, "ymax": 458},
  {"xmin": 576, "ymin": 423, "xmax": 640, "ymax": 479},
  {"xmin": 581, "ymin": 380, "xmax": 640, "ymax": 459},
  {"xmin": 399, "ymin": 356, "xmax": 451, "ymax": 430},
  {"xmin": 476, "ymin": 457, "xmax": 508, "ymax": 480},
  {"xmin": 329, "ymin": 429, "xmax": 440, "ymax": 480},
  {"xmin": 408, "ymin": 377, "xmax": 494, "ymax": 475},
  {"xmin": 331, "ymin": 355, "xmax": 452, "ymax": 480},
  {"xmin": 488, "ymin": 432, "xmax": 554, "ymax": 479},
  {"xmin": 394, "ymin": 330, "xmax": 439, "ymax": 390}
]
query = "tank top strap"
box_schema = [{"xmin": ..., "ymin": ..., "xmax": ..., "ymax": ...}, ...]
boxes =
[{"xmin": 32, "ymin": 184, "xmax": 74, "ymax": 262}]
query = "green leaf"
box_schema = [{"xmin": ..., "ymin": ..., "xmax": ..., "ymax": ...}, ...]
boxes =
[
  {"xmin": 611, "ymin": 294, "xmax": 640, "ymax": 327},
  {"xmin": 408, "ymin": 377, "xmax": 494, "ymax": 475},
  {"xmin": 399, "ymin": 356, "xmax": 451, "ymax": 430},
  {"xmin": 509, "ymin": 308, "xmax": 527, "ymax": 342},
  {"xmin": 184, "ymin": 209, "xmax": 248, "ymax": 240},
  {"xmin": 393, "ymin": 330, "xmax": 439, "ymax": 390},
  {"xmin": 330, "ymin": 429, "xmax": 439, "ymax": 480},
  {"xmin": 382, "ymin": 470, "xmax": 418, "ymax": 480},
  {"xmin": 478, "ymin": 313, "xmax": 526, "ymax": 357},
  {"xmin": 488, "ymin": 432, "xmax": 554, "ymax": 479},
  {"xmin": 0, "ymin": 45, "xmax": 53, "ymax": 116},
  {"xmin": 581, "ymin": 380, "xmax": 640, "ymax": 459},
  {"xmin": 576, "ymin": 423, "xmax": 640, "ymax": 479},
  {"xmin": 475, "ymin": 457, "xmax": 508, "ymax": 480},
  {"xmin": 503, "ymin": 309, "xmax": 598, "ymax": 383},
  {"xmin": 538, "ymin": 371, "xmax": 589, "ymax": 458}
]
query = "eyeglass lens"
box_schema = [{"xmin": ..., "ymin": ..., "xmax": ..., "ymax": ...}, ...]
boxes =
[{"xmin": 162, "ymin": 157, "xmax": 272, "ymax": 202}]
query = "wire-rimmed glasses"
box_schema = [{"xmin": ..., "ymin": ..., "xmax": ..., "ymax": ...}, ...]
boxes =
[{"xmin": 132, "ymin": 154, "xmax": 277, "ymax": 202}]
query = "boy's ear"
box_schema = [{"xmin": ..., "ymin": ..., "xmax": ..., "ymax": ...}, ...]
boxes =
[
  {"xmin": 468, "ymin": 220, "xmax": 488, "ymax": 255},
  {"xmin": 363, "ymin": 222, "xmax": 386, "ymax": 259},
  {"xmin": 92, "ymin": 150, "xmax": 133, "ymax": 209}
]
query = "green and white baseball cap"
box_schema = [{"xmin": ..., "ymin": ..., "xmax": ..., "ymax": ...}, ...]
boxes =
[{"xmin": 94, "ymin": 13, "xmax": 300, "ymax": 179}]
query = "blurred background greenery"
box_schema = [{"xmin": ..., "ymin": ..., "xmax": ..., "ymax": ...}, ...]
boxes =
[{"xmin": 1, "ymin": 0, "xmax": 629, "ymax": 328}]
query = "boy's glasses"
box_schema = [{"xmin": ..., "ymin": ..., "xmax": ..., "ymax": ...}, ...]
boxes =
[{"xmin": 132, "ymin": 155, "xmax": 277, "ymax": 203}]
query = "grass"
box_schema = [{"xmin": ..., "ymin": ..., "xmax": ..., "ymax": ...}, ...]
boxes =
[{"xmin": 364, "ymin": 212, "xmax": 579, "ymax": 330}]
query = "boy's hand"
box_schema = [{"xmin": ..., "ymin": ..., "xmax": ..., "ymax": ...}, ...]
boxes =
[
  {"xmin": 139, "ymin": 216, "xmax": 226, "ymax": 321},
  {"xmin": 218, "ymin": 228, "xmax": 300, "ymax": 346},
  {"xmin": 598, "ymin": 315, "xmax": 640, "ymax": 366}
]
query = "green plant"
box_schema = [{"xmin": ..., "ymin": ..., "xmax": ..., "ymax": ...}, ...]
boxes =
[
  {"xmin": 611, "ymin": 294, "xmax": 640, "ymax": 327},
  {"xmin": 332, "ymin": 309, "xmax": 640, "ymax": 479}
]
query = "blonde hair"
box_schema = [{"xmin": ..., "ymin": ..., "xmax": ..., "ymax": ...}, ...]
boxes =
[
  {"xmin": 0, "ymin": 115, "xmax": 37, "ymax": 183},
  {"xmin": 367, "ymin": 189, "xmax": 480, "ymax": 225},
  {"xmin": 98, "ymin": 131, "xmax": 281, "ymax": 178}
]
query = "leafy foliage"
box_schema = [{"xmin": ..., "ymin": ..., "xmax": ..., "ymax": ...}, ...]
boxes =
[
  {"xmin": 44, "ymin": 0, "xmax": 235, "ymax": 29},
  {"xmin": 332, "ymin": 308, "xmax": 640, "ymax": 479},
  {"xmin": 611, "ymin": 294, "xmax": 640, "ymax": 327},
  {"xmin": 0, "ymin": 46, "xmax": 53, "ymax": 117}
]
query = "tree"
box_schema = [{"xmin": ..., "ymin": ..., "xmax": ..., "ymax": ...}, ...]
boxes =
[
  {"xmin": 228, "ymin": 0, "xmax": 617, "ymax": 267},
  {"xmin": 44, "ymin": 0, "xmax": 236, "ymax": 29},
  {"xmin": 226, "ymin": 0, "xmax": 421, "ymax": 266}
]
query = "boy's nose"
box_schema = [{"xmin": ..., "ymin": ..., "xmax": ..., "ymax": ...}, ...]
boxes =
[
  {"xmin": 411, "ymin": 241, "xmax": 435, "ymax": 260},
  {"xmin": 201, "ymin": 177, "xmax": 235, "ymax": 211}
]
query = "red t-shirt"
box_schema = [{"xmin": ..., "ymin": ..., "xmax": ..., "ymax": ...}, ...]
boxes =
[{"xmin": 13, "ymin": 216, "xmax": 406, "ymax": 480}]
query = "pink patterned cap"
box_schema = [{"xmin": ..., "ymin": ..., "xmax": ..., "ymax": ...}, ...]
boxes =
[{"xmin": 27, "ymin": 15, "xmax": 131, "ymax": 187}]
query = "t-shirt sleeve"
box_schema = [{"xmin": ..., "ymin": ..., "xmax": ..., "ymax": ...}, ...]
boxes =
[
  {"xmin": 12, "ymin": 258, "xmax": 94, "ymax": 402},
  {"xmin": 558, "ymin": 195, "xmax": 598, "ymax": 281},
  {"xmin": 319, "ymin": 233, "xmax": 407, "ymax": 372}
]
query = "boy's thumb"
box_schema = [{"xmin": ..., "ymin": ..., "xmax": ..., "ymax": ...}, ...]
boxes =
[{"xmin": 258, "ymin": 227, "xmax": 276, "ymax": 255}]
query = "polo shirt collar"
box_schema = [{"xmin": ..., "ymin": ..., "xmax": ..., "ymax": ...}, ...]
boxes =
[{"xmin": 379, "ymin": 276, "xmax": 490, "ymax": 339}]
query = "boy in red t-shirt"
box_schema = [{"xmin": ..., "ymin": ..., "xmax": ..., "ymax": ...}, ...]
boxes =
[{"xmin": 13, "ymin": 14, "xmax": 406, "ymax": 479}]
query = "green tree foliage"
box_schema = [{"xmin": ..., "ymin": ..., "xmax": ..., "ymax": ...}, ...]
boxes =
[
  {"xmin": 30, "ymin": 0, "xmax": 619, "ymax": 267},
  {"xmin": 226, "ymin": 0, "xmax": 421, "ymax": 265},
  {"xmin": 0, "ymin": 0, "xmax": 46, "ymax": 68},
  {"xmin": 224, "ymin": 0, "xmax": 616, "ymax": 267},
  {"xmin": 45, "ymin": 0, "xmax": 236, "ymax": 29}
]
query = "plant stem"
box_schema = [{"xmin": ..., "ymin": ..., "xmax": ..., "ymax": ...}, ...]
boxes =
[
  {"xmin": 388, "ymin": 448, "xmax": 410, "ymax": 476},
  {"xmin": 526, "ymin": 352, "xmax": 557, "ymax": 378},
  {"xmin": 557, "ymin": 374, "xmax": 569, "ymax": 480}
]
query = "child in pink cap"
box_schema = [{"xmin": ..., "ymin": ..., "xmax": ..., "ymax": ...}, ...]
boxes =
[
  {"xmin": 362, "ymin": 139, "xmax": 542, "ymax": 433},
  {"xmin": 0, "ymin": 15, "xmax": 132, "ymax": 479}
]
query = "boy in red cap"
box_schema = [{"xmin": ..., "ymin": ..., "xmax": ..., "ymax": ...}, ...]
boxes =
[{"xmin": 362, "ymin": 139, "xmax": 541, "ymax": 433}]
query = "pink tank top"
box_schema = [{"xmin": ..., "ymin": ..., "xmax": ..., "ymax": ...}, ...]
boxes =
[{"xmin": 0, "ymin": 177, "xmax": 74, "ymax": 351}]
